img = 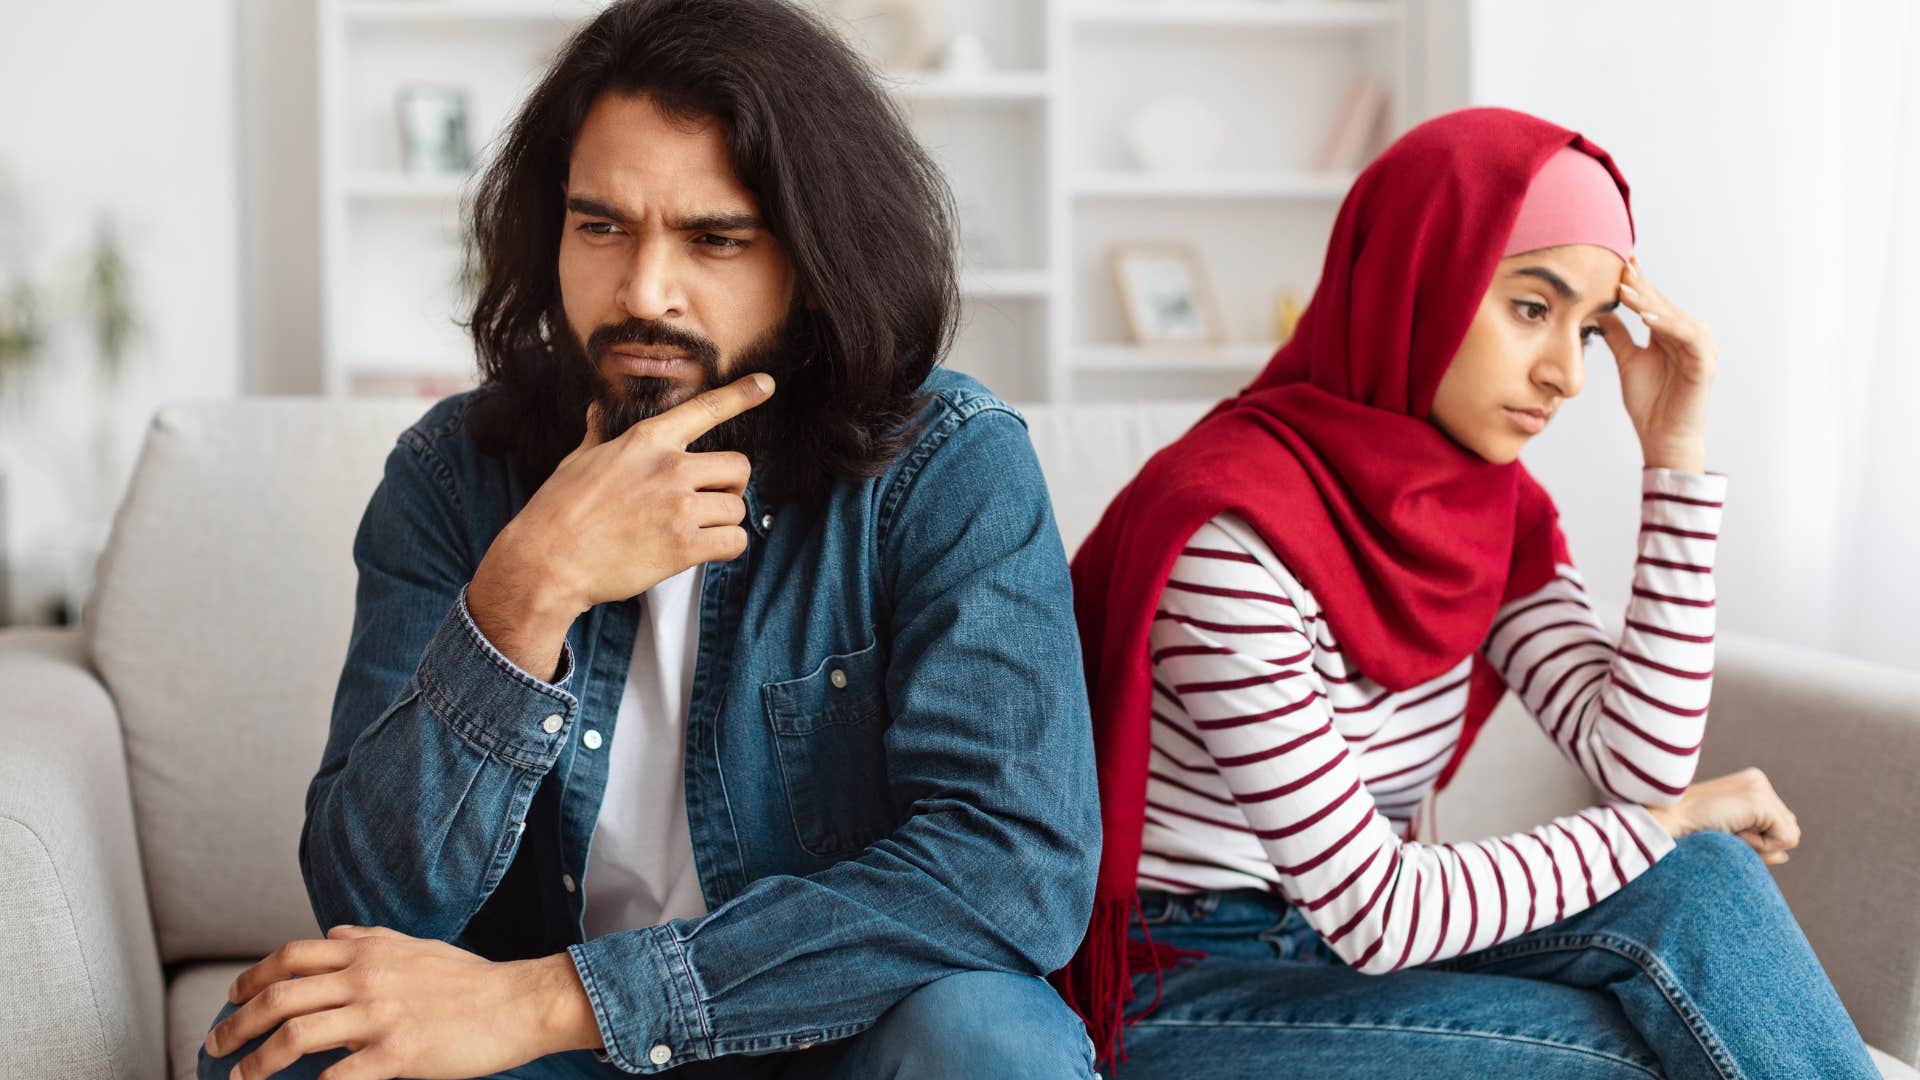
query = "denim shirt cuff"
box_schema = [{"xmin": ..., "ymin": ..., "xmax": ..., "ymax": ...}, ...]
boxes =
[
  {"xmin": 568, "ymin": 926, "xmax": 711, "ymax": 1073},
  {"xmin": 413, "ymin": 586, "xmax": 581, "ymax": 769}
]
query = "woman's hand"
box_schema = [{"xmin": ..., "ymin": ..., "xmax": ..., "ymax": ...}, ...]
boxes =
[
  {"xmin": 1643, "ymin": 767, "xmax": 1800, "ymax": 866},
  {"xmin": 1595, "ymin": 256, "xmax": 1717, "ymax": 473}
]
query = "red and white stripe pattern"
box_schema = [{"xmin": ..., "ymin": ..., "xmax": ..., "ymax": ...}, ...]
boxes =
[{"xmin": 1138, "ymin": 468, "xmax": 1727, "ymax": 974}]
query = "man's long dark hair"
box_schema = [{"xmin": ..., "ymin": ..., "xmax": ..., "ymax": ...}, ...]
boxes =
[{"xmin": 465, "ymin": 0, "xmax": 958, "ymax": 500}]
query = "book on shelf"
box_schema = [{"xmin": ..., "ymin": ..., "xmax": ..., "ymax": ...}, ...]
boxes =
[{"xmin": 1315, "ymin": 75, "xmax": 1388, "ymax": 174}]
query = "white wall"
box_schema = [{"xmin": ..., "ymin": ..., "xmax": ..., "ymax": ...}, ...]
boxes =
[
  {"xmin": 1467, "ymin": 0, "xmax": 1917, "ymax": 669},
  {"xmin": 0, "ymin": 0, "xmax": 243, "ymax": 621},
  {"xmin": 240, "ymin": 0, "xmax": 325, "ymax": 396}
]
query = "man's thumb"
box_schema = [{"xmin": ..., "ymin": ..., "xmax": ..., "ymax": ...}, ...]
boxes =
[{"xmin": 579, "ymin": 401, "xmax": 606, "ymax": 449}]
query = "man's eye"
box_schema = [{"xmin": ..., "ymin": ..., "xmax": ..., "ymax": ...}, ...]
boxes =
[
  {"xmin": 697, "ymin": 234, "xmax": 745, "ymax": 250},
  {"xmin": 577, "ymin": 222, "xmax": 621, "ymax": 236}
]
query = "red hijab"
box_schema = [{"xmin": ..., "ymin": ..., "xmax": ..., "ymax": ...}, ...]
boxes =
[{"xmin": 1054, "ymin": 108, "xmax": 1635, "ymax": 1064}]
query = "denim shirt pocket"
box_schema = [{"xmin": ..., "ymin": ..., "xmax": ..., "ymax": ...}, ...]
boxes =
[{"xmin": 760, "ymin": 639, "xmax": 894, "ymax": 859}]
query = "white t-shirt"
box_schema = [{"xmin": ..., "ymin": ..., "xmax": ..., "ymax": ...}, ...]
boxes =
[{"xmin": 581, "ymin": 565, "xmax": 709, "ymax": 939}]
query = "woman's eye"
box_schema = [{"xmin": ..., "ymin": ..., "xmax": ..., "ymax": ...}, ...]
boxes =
[
  {"xmin": 1514, "ymin": 300, "xmax": 1549, "ymax": 321},
  {"xmin": 1580, "ymin": 325, "xmax": 1601, "ymax": 344}
]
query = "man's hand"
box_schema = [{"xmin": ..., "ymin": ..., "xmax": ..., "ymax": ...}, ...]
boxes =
[
  {"xmin": 204, "ymin": 925, "xmax": 601, "ymax": 1080},
  {"xmin": 1643, "ymin": 766, "xmax": 1801, "ymax": 866},
  {"xmin": 468, "ymin": 372, "xmax": 774, "ymax": 678}
]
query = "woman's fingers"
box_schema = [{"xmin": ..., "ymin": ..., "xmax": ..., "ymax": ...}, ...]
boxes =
[{"xmin": 1594, "ymin": 310, "xmax": 1639, "ymax": 362}]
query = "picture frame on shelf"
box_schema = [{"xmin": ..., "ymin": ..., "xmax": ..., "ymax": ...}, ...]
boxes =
[
  {"xmin": 397, "ymin": 85, "xmax": 474, "ymax": 176},
  {"xmin": 1111, "ymin": 244, "xmax": 1222, "ymax": 345}
]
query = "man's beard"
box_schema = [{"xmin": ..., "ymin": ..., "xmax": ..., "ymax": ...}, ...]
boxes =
[{"xmin": 574, "ymin": 308, "xmax": 806, "ymax": 463}]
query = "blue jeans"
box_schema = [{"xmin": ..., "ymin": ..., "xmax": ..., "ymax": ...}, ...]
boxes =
[
  {"xmin": 198, "ymin": 969, "xmax": 1095, "ymax": 1079},
  {"xmin": 1112, "ymin": 831, "xmax": 1878, "ymax": 1079}
]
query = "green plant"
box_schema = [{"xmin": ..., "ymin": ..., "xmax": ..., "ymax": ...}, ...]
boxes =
[
  {"xmin": 84, "ymin": 219, "xmax": 135, "ymax": 379},
  {"xmin": 0, "ymin": 275, "xmax": 40, "ymax": 389}
]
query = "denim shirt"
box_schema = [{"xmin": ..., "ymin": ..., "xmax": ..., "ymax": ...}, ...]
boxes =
[{"xmin": 299, "ymin": 367, "xmax": 1099, "ymax": 1073}]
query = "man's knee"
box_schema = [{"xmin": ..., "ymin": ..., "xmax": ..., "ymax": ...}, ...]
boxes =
[
  {"xmin": 857, "ymin": 971, "xmax": 1093, "ymax": 1079},
  {"xmin": 197, "ymin": 999, "xmax": 347, "ymax": 1080}
]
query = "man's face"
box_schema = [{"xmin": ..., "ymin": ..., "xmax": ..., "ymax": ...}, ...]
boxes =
[{"xmin": 559, "ymin": 91, "xmax": 798, "ymax": 441}]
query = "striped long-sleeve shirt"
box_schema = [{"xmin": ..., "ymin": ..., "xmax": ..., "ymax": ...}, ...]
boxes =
[{"xmin": 1140, "ymin": 468, "xmax": 1727, "ymax": 974}]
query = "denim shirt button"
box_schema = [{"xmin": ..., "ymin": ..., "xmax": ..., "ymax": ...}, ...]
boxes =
[
  {"xmin": 760, "ymin": 512, "xmax": 774, "ymax": 530},
  {"xmin": 648, "ymin": 1043, "xmax": 672, "ymax": 1066},
  {"xmin": 582, "ymin": 729, "xmax": 603, "ymax": 750},
  {"xmin": 540, "ymin": 714, "xmax": 563, "ymax": 734},
  {"xmin": 829, "ymin": 668, "xmax": 848, "ymax": 689},
  {"xmin": 561, "ymin": 873, "xmax": 576, "ymax": 893}
]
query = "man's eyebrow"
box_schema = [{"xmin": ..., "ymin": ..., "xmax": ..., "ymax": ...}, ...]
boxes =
[
  {"xmin": 564, "ymin": 195, "xmax": 633, "ymax": 222},
  {"xmin": 563, "ymin": 196, "xmax": 762, "ymax": 234},
  {"xmin": 667, "ymin": 210, "xmax": 764, "ymax": 233}
]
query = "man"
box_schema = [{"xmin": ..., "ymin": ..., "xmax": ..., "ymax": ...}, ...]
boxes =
[{"xmin": 198, "ymin": 2, "xmax": 1098, "ymax": 1077}]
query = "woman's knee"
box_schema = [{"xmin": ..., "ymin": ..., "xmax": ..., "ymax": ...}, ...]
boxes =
[
  {"xmin": 1662, "ymin": 829, "xmax": 1772, "ymax": 888},
  {"xmin": 1627, "ymin": 828, "xmax": 1787, "ymax": 933}
]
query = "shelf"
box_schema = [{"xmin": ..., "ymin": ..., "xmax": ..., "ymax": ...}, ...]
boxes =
[
  {"xmin": 1070, "ymin": 2, "xmax": 1397, "ymax": 31},
  {"xmin": 961, "ymin": 269, "xmax": 1052, "ymax": 298},
  {"xmin": 889, "ymin": 73, "xmax": 1051, "ymax": 104},
  {"xmin": 1071, "ymin": 342, "xmax": 1274, "ymax": 373},
  {"xmin": 341, "ymin": 352, "xmax": 476, "ymax": 375},
  {"xmin": 343, "ymin": 171, "xmax": 470, "ymax": 202},
  {"xmin": 339, "ymin": 0, "xmax": 602, "ymax": 24},
  {"xmin": 1073, "ymin": 170, "xmax": 1355, "ymax": 200}
]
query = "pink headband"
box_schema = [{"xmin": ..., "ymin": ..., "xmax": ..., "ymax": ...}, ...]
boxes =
[{"xmin": 1503, "ymin": 145, "xmax": 1634, "ymax": 261}]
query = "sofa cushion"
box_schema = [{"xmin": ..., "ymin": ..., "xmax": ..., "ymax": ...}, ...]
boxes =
[
  {"xmin": 87, "ymin": 400, "xmax": 425, "ymax": 964},
  {"xmin": 167, "ymin": 962, "xmax": 247, "ymax": 1080}
]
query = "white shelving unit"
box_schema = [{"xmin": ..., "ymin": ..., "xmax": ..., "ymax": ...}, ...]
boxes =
[{"xmin": 317, "ymin": 0, "xmax": 1439, "ymax": 401}]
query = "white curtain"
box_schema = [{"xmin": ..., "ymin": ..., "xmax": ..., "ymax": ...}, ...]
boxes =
[
  {"xmin": 1828, "ymin": 2, "xmax": 1920, "ymax": 668},
  {"xmin": 1469, "ymin": 0, "xmax": 1919, "ymax": 670}
]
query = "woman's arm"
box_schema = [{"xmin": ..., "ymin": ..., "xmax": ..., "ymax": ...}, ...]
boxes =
[
  {"xmin": 1148, "ymin": 517, "xmax": 1674, "ymax": 974},
  {"xmin": 1482, "ymin": 467, "xmax": 1727, "ymax": 806}
]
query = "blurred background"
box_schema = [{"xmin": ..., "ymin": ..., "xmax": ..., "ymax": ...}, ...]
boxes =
[{"xmin": 0, "ymin": 0, "xmax": 1913, "ymax": 669}]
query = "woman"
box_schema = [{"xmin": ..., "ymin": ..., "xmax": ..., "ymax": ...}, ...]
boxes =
[{"xmin": 1058, "ymin": 108, "xmax": 1879, "ymax": 1079}]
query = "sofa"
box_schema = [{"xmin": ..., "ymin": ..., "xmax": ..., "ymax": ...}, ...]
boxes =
[{"xmin": 3, "ymin": 396, "xmax": 1917, "ymax": 1079}]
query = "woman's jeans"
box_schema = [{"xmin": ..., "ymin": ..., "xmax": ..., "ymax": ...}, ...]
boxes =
[{"xmin": 1112, "ymin": 831, "xmax": 1878, "ymax": 1079}]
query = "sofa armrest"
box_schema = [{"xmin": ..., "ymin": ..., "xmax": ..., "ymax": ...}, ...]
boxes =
[
  {"xmin": 1700, "ymin": 632, "xmax": 1920, "ymax": 1067},
  {"xmin": 0, "ymin": 628, "xmax": 165, "ymax": 1079}
]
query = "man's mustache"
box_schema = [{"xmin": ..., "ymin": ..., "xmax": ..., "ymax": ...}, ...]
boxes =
[{"xmin": 586, "ymin": 318, "xmax": 721, "ymax": 373}]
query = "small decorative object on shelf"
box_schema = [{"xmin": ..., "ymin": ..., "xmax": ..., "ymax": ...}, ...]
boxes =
[
  {"xmin": 397, "ymin": 85, "xmax": 474, "ymax": 175},
  {"xmin": 827, "ymin": 0, "xmax": 937, "ymax": 72},
  {"xmin": 1273, "ymin": 288, "xmax": 1306, "ymax": 343},
  {"xmin": 1316, "ymin": 74, "xmax": 1389, "ymax": 173},
  {"xmin": 1125, "ymin": 96, "xmax": 1228, "ymax": 173},
  {"xmin": 1111, "ymin": 243, "xmax": 1222, "ymax": 345},
  {"xmin": 939, "ymin": 31, "xmax": 991, "ymax": 76}
]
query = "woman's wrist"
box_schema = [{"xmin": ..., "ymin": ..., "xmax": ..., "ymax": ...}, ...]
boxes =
[
  {"xmin": 1643, "ymin": 802, "xmax": 1686, "ymax": 839},
  {"xmin": 1641, "ymin": 437, "xmax": 1707, "ymax": 475}
]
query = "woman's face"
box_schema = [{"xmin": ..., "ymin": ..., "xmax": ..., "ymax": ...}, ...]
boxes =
[{"xmin": 1430, "ymin": 244, "xmax": 1625, "ymax": 464}]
